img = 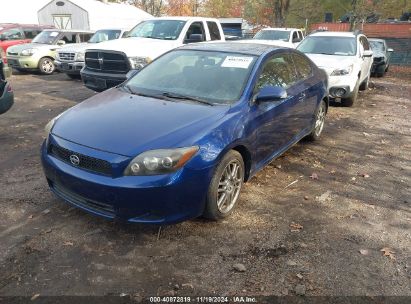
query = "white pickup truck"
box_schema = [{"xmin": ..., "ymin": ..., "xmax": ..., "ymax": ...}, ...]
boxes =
[{"xmin": 81, "ymin": 17, "xmax": 225, "ymax": 92}]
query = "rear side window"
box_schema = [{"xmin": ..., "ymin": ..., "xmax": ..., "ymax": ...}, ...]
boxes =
[
  {"xmin": 292, "ymin": 53, "xmax": 312, "ymax": 80},
  {"xmin": 60, "ymin": 33, "xmax": 77, "ymax": 43},
  {"xmin": 23, "ymin": 29, "xmax": 42, "ymax": 39},
  {"xmin": 186, "ymin": 22, "xmax": 205, "ymax": 41},
  {"xmin": 256, "ymin": 53, "xmax": 299, "ymax": 90},
  {"xmin": 79, "ymin": 33, "xmax": 93, "ymax": 42},
  {"xmin": 207, "ymin": 21, "xmax": 221, "ymax": 41},
  {"xmin": 292, "ymin": 31, "xmax": 300, "ymax": 43}
]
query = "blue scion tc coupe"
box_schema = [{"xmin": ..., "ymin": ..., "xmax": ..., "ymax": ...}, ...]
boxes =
[{"xmin": 41, "ymin": 42, "xmax": 328, "ymax": 225}]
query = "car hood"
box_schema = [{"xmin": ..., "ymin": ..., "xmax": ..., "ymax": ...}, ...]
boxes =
[
  {"xmin": 7, "ymin": 43, "xmax": 59, "ymax": 54},
  {"xmin": 52, "ymin": 88, "xmax": 228, "ymax": 157},
  {"xmin": 236, "ymin": 39, "xmax": 293, "ymax": 48},
  {"xmin": 304, "ymin": 53, "xmax": 356, "ymax": 74},
  {"xmin": 88, "ymin": 37, "xmax": 181, "ymax": 59},
  {"xmin": 57, "ymin": 43, "xmax": 89, "ymax": 53}
]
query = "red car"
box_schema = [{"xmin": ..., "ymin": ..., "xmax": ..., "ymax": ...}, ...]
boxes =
[{"xmin": 0, "ymin": 24, "xmax": 53, "ymax": 53}]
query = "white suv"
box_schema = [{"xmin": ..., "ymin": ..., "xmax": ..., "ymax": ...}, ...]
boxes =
[{"xmin": 297, "ymin": 31, "xmax": 373, "ymax": 106}]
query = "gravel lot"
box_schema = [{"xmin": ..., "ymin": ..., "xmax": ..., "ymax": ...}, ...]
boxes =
[{"xmin": 0, "ymin": 69, "xmax": 410, "ymax": 299}]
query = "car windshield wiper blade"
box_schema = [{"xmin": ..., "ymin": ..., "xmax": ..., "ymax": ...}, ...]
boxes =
[
  {"xmin": 162, "ymin": 92, "xmax": 215, "ymax": 106},
  {"xmin": 122, "ymin": 85, "xmax": 165, "ymax": 99}
]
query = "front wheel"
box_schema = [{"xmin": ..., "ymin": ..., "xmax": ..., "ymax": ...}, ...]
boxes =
[
  {"xmin": 307, "ymin": 100, "xmax": 327, "ymax": 141},
  {"xmin": 38, "ymin": 57, "xmax": 55, "ymax": 75},
  {"xmin": 203, "ymin": 150, "xmax": 245, "ymax": 220}
]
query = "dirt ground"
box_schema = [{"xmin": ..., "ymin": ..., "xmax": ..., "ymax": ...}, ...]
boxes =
[{"xmin": 0, "ymin": 68, "xmax": 410, "ymax": 300}]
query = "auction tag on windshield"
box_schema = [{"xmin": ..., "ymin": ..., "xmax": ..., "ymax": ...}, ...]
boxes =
[
  {"xmin": 221, "ymin": 56, "xmax": 254, "ymax": 69},
  {"xmin": 49, "ymin": 32, "xmax": 59, "ymax": 37}
]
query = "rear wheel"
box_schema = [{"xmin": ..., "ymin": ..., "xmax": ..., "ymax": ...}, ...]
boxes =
[
  {"xmin": 341, "ymin": 79, "xmax": 359, "ymax": 107},
  {"xmin": 38, "ymin": 57, "xmax": 55, "ymax": 75},
  {"xmin": 307, "ymin": 100, "xmax": 327, "ymax": 141},
  {"xmin": 203, "ymin": 150, "xmax": 245, "ymax": 220}
]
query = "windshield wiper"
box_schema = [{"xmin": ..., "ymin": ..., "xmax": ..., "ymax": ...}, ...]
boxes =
[
  {"xmin": 162, "ymin": 92, "xmax": 215, "ymax": 106},
  {"xmin": 122, "ymin": 85, "xmax": 165, "ymax": 99}
]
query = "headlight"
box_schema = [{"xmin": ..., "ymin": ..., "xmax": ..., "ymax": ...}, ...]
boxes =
[
  {"xmin": 44, "ymin": 113, "xmax": 64, "ymax": 137},
  {"xmin": 76, "ymin": 52, "xmax": 85, "ymax": 61},
  {"xmin": 20, "ymin": 48, "xmax": 38, "ymax": 56},
  {"xmin": 128, "ymin": 56, "xmax": 151, "ymax": 70},
  {"xmin": 331, "ymin": 65, "xmax": 353, "ymax": 76},
  {"xmin": 124, "ymin": 146, "xmax": 199, "ymax": 176}
]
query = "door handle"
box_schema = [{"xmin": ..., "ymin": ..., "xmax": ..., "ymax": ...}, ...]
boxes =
[{"xmin": 298, "ymin": 93, "xmax": 306, "ymax": 102}]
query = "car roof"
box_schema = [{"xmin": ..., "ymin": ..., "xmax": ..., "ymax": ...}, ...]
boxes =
[
  {"xmin": 43, "ymin": 29, "xmax": 94, "ymax": 33},
  {"xmin": 260, "ymin": 28, "xmax": 300, "ymax": 31},
  {"xmin": 178, "ymin": 42, "xmax": 285, "ymax": 56},
  {"xmin": 149, "ymin": 16, "xmax": 220, "ymax": 22},
  {"xmin": 309, "ymin": 31, "xmax": 356, "ymax": 37}
]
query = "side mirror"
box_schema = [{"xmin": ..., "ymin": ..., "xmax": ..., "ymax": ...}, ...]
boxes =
[
  {"xmin": 255, "ymin": 86, "xmax": 287, "ymax": 103},
  {"xmin": 363, "ymin": 50, "xmax": 373, "ymax": 57},
  {"xmin": 185, "ymin": 34, "xmax": 203, "ymax": 44},
  {"xmin": 387, "ymin": 48, "xmax": 394, "ymax": 52},
  {"xmin": 126, "ymin": 69, "xmax": 139, "ymax": 79},
  {"xmin": 57, "ymin": 40, "xmax": 66, "ymax": 46}
]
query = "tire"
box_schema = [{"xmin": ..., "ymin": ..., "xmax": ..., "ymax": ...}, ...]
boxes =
[
  {"xmin": 203, "ymin": 150, "xmax": 245, "ymax": 220},
  {"xmin": 307, "ymin": 100, "xmax": 327, "ymax": 141},
  {"xmin": 38, "ymin": 57, "xmax": 55, "ymax": 75},
  {"xmin": 341, "ymin": 79, "xmax": 360, "ymax": 107},
  {"xmin": 359, "ymin": 76, "xmax": 369, "ymax": 91},
  {"xmin": 385, "ymin": 65, "xmax": 389, "ymax": 73}
]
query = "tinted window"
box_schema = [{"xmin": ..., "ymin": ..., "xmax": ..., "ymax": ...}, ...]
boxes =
[
  {"xmin": 298, "ymin": 36, "xmax": 357, "ymax": 56},
  {"xmin": 360, "ymin": 36, "xmax": 370, "ymax": 50},
  {"xmin": 256, "ymin": 54, "xmax": 299, "ymax": 90},
  {"xmin": 292, "ymin": 54, "xmax": 312, "ymax": 80},
  {"xmin": 207, "ymin": 21, "xmax": 221, "ymax": 40},
  {"xmin": 23, "ymin": 29, "xmax": 41, "ymax": 39},
  {"xmin": 186, "ymin": 22, "xmax": 205, "ymax": 41},
  {"xmin": 0, "ymin": 28, "xmax": 24, "ymax": 40},
  {"xmin": 128, "ymin": 20, "xmax": 186, "ymax": 40},
  {"xmin": 126, "ymin": 50, "xmax": 257, "ymax": 104},
  {"xmin": 60, "ymin": 33, "xmax": 77, "ymax": 43},
  {"xmin": 79, "ymin": 33, "xmax": 93, "ymax": 42},
  {"xmin": 292, "ymin": 31, "xmax": 300, "ymax": 43}
]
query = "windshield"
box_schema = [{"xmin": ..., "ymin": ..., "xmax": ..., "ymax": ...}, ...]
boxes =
[
  {"xmin": 297, "ymin": 36, "xmax": 357, "ymax": 56},
  {"xmin": 370, "ymin": 41, "xmax": 385, "ymax": 52},
  {"xmin": 128, "ymin": 20, "xmax": 186, "ymax": 40},
  {"xmin": 254, "ymin": 30, "xmax": 290, "ymax": 41},
  {"xmin": 32, "ymin": 31, "xmax": 60, "ymax": 44},
  {"xmin": 89, "ymin": 29, "xmax": 122, "ymax": 43},
  {"xmin": 124, "ymin": 50, "xmax": 257, "ymax": 104}
]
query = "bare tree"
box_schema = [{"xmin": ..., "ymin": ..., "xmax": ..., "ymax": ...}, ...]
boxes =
[{"xmin": 128, "ymin": 0, "xmax": 164, "ymax": 16}]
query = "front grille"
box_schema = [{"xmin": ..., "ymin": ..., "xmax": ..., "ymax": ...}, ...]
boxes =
[
  {"xmin": 85, "ymin": 51, "xmax": 130, "ymax": 73},
  {"xmin": 7, "ymin": 59, "xmax": 19, "ymax": 66},
  {"xmin": 49, "ymin": 144, "xmax": 112, "ymax": 176},
  {"xmin": 59, "ymin": 52, "xmax": 75, "ymax": 61},
  {"xmin": 52, "ymin": 182, "xmax": 115, "ymax": 217}
]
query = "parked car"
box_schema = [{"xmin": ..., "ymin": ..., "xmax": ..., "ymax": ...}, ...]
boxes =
[
  {"xmin": 297, "ymin": 31, "xmax": 373, "ymax": 107},
  {"xmin": 6, "ymin": 29, "xmax": 94, "ymax": 75},
  {"xmin": 369, "ymin": 38, "xmax": 393, "ymax": 77},
  {"xmin": 239, "ymin": 28, "xmax": 305, "ymax": 48},
  {"xmin": 0, "ymin": 51, "xmax": 14, "ymax": 115},
  {"xmin": 56, "ymin": 29, "xmax": 129, "ymax": 79},
  {"xmin": 41, "ymin": 42, "xmax": 328, "ymax": 224},
  {"xmin": 0, "ymin": 23, "xmax": 53, "ymax": 53},
  {"xmin": 81, "ymin": 17, "xmax": 225, "ymax": 92}
]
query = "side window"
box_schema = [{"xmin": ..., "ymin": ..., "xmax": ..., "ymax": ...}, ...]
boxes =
[
  {"xmin": 186, "ymin": 22, "xmax": 205, "ymax": 41},
  {"xmin": 23, "ymin": 29, "xmax": 41, "ymax": 39},
  {"xmin": 292, "ymin": 31, "xmax": 300, "ymax": 43},
  {"xmin": 1, "ymin": 28, "xmax": 24, "ymax": 40},
  {"xmin": 60, "ymin": 33, "xmax": 76, "ymax": 44},
  {"xmin": 207, "ymin": 21, "xmax": 221, "ymax": 41},
  {"xmin": 292, "ymin": 54, "xmax": 312, "ymax": 80},
  {"xmin": 256, "ymin": 54, "xmax": 299, "ymax": 91},
  {"xmin": 298, "ymin": 31, "xmax": 304, "ymax": 40},
  {"xmin": 360, "ymin": 36, "xmax": 370, "ymax": 50},
  {"xmin": 122, "ymin": 31, "xmax": 129, "ymax": 38},
  {"xmin": 79, "ymin": 33, "xmax": 93, "ymax": 42}
]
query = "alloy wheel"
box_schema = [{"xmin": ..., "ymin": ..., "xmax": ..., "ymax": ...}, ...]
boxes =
[
  {"xmin": 217, "ymin": 159, "xmax": 243, "ymax": 214},
  {"xmin": 41, "ymin": 59, "xmax": 54, "ymax": 74},
  {"xmin": 314, "ymin": 103, "xmax": 326, "ymax": 137}
]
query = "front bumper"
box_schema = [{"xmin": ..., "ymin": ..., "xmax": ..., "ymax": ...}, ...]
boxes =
[
  {"xmin": 6, "ymin": 55, "xmax": 39, "ymax": 70},
  {"xmin": 327, "ymin": 74, "xmax": 357, "ymax": 98},
  {"xmin": 55, "ymin": 60, "xmax": 84, "ymax": 75},
  {"xmin": 41, "ymin": 136, "xmax": 211, "ymax": 225},
  {"xmin": 80, "ymin": 67, "xmax": 128, "ymax": 92},
  {"xmin": 371, "ymin": 60, "xmax": 386, "ymax": 74}
]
